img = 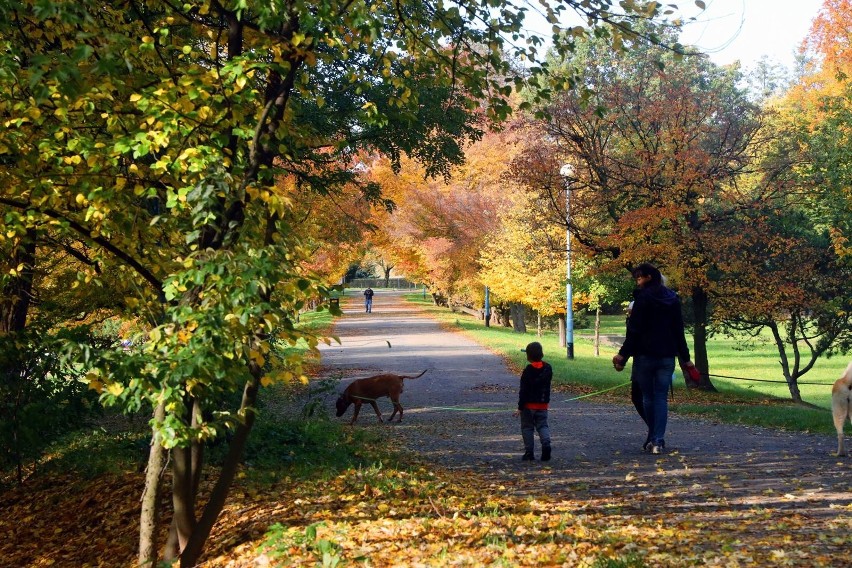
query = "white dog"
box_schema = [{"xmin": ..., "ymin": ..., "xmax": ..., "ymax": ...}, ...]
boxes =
[{"xmin": 831, "ymin": 361, "xmax": 852, "ymax": 456}]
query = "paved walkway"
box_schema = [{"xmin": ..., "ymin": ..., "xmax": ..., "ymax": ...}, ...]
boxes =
[{"xmin": 319, "ymin": 290, "xmax": 852, "ymax": 523}]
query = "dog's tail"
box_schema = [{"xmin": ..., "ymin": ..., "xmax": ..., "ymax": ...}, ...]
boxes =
[{"xmin": 402, "ymin": 369, "xmax": 428, "ymax": 380}]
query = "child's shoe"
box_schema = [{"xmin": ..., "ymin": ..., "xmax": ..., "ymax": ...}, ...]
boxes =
[
  {"xmin": 521, "ymin": 451, "xmax": 534, "ymax": 461},
  {"xmin": 541, "ymin": 447, "xmax": 551, "ymax": 461}
]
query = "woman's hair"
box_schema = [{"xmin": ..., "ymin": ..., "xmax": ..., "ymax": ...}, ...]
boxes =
[
  {"xmin": 631, "ymin": 263, "xmax": 663, "ymax": 286},
  {"xmin": 525, "ymin": 341, "xmax": 543, "ymax": 362}
]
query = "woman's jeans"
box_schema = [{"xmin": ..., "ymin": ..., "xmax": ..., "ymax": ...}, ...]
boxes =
[
  {"xmin": 633, "ymin": 355, "xmax": 675, "ymax": 446},
  {"xmin": 520, "ymin": 408, "xmax": 551, "ymax": 452}
]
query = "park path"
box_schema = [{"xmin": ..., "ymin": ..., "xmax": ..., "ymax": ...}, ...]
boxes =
[{"xmin": 318, "ymin": 290, "xmax": 852, "ymax": 535}]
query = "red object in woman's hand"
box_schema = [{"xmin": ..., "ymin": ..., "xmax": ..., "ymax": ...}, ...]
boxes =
[{"xmin": 683, "ymin": 364, "xmax": 701, "ymax": 386}]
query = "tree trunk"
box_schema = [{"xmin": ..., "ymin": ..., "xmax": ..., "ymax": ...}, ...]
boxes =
[
  {"xmin": 0, "ymin": 230, "xmax": 36, "ymax": 333},
  {"xmin": 769, "ymin": 321, "xmax": 804, "ymax": 403},
  {"xmin": 536, "ymin": 312, "xmax": 541, "ymax": 337},
  {"xmin": 558, "ymin": 314, "xmax": 566, "ymax": 348},
  {"xmin": 510, "ymin": 303, "xmax": 526, "ymax": 333},
  {"xmin": 383, "ymin": 265, "xmax": 393, "ymax": 288},
  {"xmin": 139, "ymin": 402, "xmax": 167, "ymax": 567},
  {"xmin": 690, "ymin": 287, "xmax": 716, "ymax": 391},
  {"xmin": 170, "ymin": 445, "xmax": 196, "ymax": 556},
  {"xmin": 179, "ymin": 370, "xmax": 262, "ymax": 567},
  {"xmin": 594, "ymin": 306, "xmax": 601, "ymax": 357},
  {"xmin": 0, "ymin": 233, "xmax": 35, "ymax": 485},
  {"xmin": 497, "ymin": 305, "xmax": 511, "ymax": 327}
]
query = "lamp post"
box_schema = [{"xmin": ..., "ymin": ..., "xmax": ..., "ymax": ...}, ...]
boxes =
[{"xmin": 559, "ymin": 164, "xmax": 575, "ymax": 359}]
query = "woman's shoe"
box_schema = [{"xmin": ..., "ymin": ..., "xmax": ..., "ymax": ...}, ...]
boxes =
[{"xmin": 521, "ymin": 451, "xmax": 534, "ymax": 461}]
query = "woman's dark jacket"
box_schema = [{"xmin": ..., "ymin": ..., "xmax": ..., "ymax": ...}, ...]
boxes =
[
  {"xmin": 518, "ymin": 363, "xmax": 552, "ymax": 410},
  {"xmin": 618, "ymin": 284, "xmax": 690, "ymax": 362}
]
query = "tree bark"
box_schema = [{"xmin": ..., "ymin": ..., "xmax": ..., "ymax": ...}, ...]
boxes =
[
  {"xmin": 558, "ymin": 314, "xmax": 566, "ymax": 348},
  {"xmin": 690, "ymin": 287, "xmax": 716, "ymax": 391},
  {"xmin": 594, "ymin": 306, "xmax": 601, "ymax": 357},
  {"xmin": 170, "ymin": 445, "xmax": 196, "ymax": 556},
  {"xmin": 0, "ymin": 231, "xmax": 36, "ymax": 485},
  {"xmin": 0, "ymin": 230, "xmax": 36, "ymax": 334},
  {"xmin": 510, "ymin": 303, "xmax": 526, "ymax": 333},
  {"xmin": 179, "ymin": 371, "xmax": 262, "ymax": 567},
  {"xmin": 139, "ymin": 401, "xmax": 167, "ymax": 567},
  {"xmin": 769, "ymin": 321, "xmax": 803, "ymax": 403},
  {"xmin": 497, "ymin": 305, "xmax": 511, "ymax": 327}
]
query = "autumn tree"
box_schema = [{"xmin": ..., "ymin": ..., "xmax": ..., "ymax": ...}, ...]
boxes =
[
  {"xmin": 711, "ymin": 209, "xmax": 851, "ymax": 401},
  {"xmin": 279, "ymin": 176, "xmax": 376, "ymax": 289},
  {"xmin": 784, "ymin": 0, "xmax": 852, "ymax": 267},
  {"xmin": 479, "ymin": 182, "xmax": 566, "ymax": 332},
  {"xmin": 719, "ymin": 0, "xmax": 852, "ymax": 393},
  {"xmin": 512, "ymin": 23, "xmax": 786, "ymax": 388},
  {"xmin": 367, "ymin": 129, "xmax": 524, "ymax": 308}
]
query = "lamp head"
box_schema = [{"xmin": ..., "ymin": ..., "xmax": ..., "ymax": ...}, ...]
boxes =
[{"xmin": 560, "ymin": 164, "xmax": 574, "ymax": 178}]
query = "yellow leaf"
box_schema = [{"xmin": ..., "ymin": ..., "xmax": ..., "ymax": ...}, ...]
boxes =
[
  {"xmin": 107, "ymin": 382, "xmax": 124, "ymax": 396},
  {"xmin": 249, "ymin": 350, "xmax": 266, "ymax": 367}
]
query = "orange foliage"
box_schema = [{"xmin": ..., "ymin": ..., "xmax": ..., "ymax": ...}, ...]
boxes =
[
  {"xmin": 365, "ymin": 128, "xmax": 524, "ymax": 304},
  {"xmin": 274, "ymin": 173, "xmax": 375, "ymax": 284},
  {"xmin": 801, "ymin": 0, "xmax": 852, "ymax": 87}
]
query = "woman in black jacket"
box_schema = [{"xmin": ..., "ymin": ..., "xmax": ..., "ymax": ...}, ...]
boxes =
[{"xmin": 613, "ymin": 263, "xmax": 695, "ymax": 454}]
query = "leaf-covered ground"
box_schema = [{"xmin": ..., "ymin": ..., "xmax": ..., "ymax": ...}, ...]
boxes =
[{"xmin": 3, "ymin": 449, "xmax": 851, "ymax": 567}]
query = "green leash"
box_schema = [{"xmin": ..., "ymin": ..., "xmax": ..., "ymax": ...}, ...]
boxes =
[
  {"xmin": 415, "ymin": 382, "xmax": 633, "ymax": 413},
  {"xmin": 424, "ymin": 406, "xmax": 502, "ymax": 413},
  {"xmin": 561, "ymin": 381, "xmax": 631, "ymax": 402}
]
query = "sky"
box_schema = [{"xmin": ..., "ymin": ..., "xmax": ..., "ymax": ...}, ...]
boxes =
[
  {"xmin": 670, "ymin": 0, "xmax": 825, "ymax": 70},
  {"xmin": 522, "ymin": 0, "xmax": 826, "ymax": 71}
]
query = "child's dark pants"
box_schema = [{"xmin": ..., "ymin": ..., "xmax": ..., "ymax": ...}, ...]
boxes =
[{"xmin": 520, "ymin": 408, "xmax": 550, "ymax": 454}]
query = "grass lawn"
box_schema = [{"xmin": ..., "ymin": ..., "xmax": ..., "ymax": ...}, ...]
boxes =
[{"xmin": 403, "ymin": 294, "xmax": 848, "ymax": 436}]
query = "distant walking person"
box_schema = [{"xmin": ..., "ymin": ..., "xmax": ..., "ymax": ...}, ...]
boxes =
[
  {"xmin": 613, "ymin": 263, "xmax": 695, "ymax": 454},
  {"xmin": 514, "ymin": 341, "xmax": 552, "ymax": 461},
  {"xmin": 363, "ymin": 287, "xmax": 374, "ymax": 313}
]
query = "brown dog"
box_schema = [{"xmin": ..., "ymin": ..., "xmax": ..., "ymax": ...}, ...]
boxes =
[
  {"xmin": 335, "ymin": 370, "xmax": 427, "ymax": 424},
  {"xmin": 831, "ymin": 361, "xmax": 852, "ymax": 456}
]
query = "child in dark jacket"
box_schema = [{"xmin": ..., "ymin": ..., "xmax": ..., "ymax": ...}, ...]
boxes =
[{"xmin": 514, "ymin": 341, "xmax": 552, "ymax": 461}]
